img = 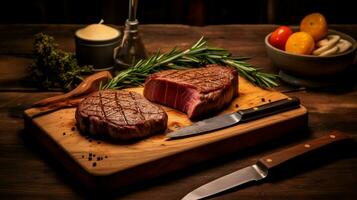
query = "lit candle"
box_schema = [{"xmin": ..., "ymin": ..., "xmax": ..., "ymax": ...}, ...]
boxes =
[{"xmin": 75, "ymin": 20, "xmax": 120, "ymax": 41}]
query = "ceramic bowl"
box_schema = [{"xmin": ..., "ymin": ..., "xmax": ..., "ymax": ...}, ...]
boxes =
[{"xmin": 265, "ymin": 29, "xmax": 357, "ymax": 87}]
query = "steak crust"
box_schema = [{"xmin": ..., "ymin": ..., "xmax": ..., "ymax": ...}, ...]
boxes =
[
  {"xmin": 143, "ymin": 65, "xmax": 238, "ymax": 119},
  {"xmin": 75, "ymin": 90, "xmax": 168, "ymax": 140}
]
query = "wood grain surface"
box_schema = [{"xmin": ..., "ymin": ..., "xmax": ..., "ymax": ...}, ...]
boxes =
[
  {"xmin": 258, "ymin": 131, "xmax": 352, "ymax": 169},
  {"xmin": 24, "ymin": 77, "xmax": 307, "ymax": 189},
  {"xmin": 1, "ymin": 24, "xmax": 357, "ymax": 199}
]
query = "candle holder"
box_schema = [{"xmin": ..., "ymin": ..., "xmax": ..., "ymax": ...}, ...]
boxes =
[
  {"xmin": 114, "ymin": 0, "xmax": 147, "ymax": 71},
  {"xmin": 75, "ymin": 20, "xmax": 121, "ymax": 71}
]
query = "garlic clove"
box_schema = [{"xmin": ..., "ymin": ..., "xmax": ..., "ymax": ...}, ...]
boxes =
[
  {"xmin": 317, "ymin": 38, "xmax": 329, "ymax": 47},
  {"xmin": 326, "ymin": 35, "xmax": 341, "ymax": 46},
  {"xmin": 318, "ymin": 46, "xmax": 339, "ymax": 56},
  {"xmin": 313, "ymin": 35, "xmax": 341, "ymax": 56},
  {"xmin": 313, "ymin": 44, "xmax": 331, "ymax": 55},
  {"xmin": 336, "ymin": 39, "xmax": 352, "ymax": 53}
]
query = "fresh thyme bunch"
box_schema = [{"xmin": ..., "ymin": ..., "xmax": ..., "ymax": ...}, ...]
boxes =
[
  {"xmin": 103, "ymin": 37, "xmax": 279, "ymax": 89},
  {"xmin": 28, "ymin": 33, "xmax": 92, "ymax": 91}
]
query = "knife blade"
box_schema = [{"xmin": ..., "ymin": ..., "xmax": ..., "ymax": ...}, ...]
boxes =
[
  {"xmin": 167, "ymin": 97, "xmax": 300, "ymax": 139},
  {"xmin": 181, "ymin": 131, "xmax": 351, "ymax": 200}
]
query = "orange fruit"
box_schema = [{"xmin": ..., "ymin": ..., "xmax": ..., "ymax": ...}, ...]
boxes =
[
  {"xmin": 300, "ymin": 13, "xmax": 328, "ymax": 41},
  {"xmin": 285, "ymin": 32, "xmax": 315, "ymax": 55}
]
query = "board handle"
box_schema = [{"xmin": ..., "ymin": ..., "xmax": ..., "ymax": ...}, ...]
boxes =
[
  {"xmin": 238, "ymin": 97, "xmax": 300, "ymax": 123},
  {"xmin": 257, "ymin": 131, "xmax": 352, "ymax": 169}
]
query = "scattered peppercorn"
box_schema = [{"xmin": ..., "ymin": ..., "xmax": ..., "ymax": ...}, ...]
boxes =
[
  {"xmin": 63, "ymin": 132, "xmax": 66, "ymax": 136},
  {"xmin": 92, "ymin": 162, "xmax": 97, "ymax": 167},
  {"xmin": 71, "ymin": 127, "xmax": 75, "ymax": 131},
  {"xmin": 261, "ymin": 98, "xmax": 265, "ymax": 102},
  {"xmin": 81, "ymin": 155, "xmax": 84, "ymax": 158},
  {"xmin": 88, "ymin": 157, "xmax": 92, "ymax": 161},
  {"xmin": 93, "ymin": 154, "xmax": 96, "ymax": 157},
  {"xmin": 97, "ymin": 157, "xmax": 100, "ymax": 161},
  {"xmin": 268, "ymin": 99, "xmax": 271, "ymax": 102},
  {"xmin": 105, "ymin": 156, "xmax": 108, "ymax": 159},
  {"xmin": 89, "ymin": 153, "xmax": 92, "ymax": 157},
  {"xmin": 235, "ymin": 104, "xmax": 239, "ymax": 108}
]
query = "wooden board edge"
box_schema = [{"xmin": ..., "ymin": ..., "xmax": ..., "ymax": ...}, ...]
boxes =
[
  {"xmin": 24, "ymin": 114, "xmax": 99, "ymax": 189},
  {"xmin": 88, "ymin": 106, "xmax": 308, "ymax": 176},
  {"xmin": 96, "ymin": 107, "xmax": 308, "ymax": 190},
  {"xmin": 24, "ymin": 105, "xmax": 307, "ymax": 190}
]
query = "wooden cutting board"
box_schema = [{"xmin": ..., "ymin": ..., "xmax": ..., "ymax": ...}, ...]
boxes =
[{"xmin": 24, "ymin": 77, "xmax": 307, "ymax": 190}]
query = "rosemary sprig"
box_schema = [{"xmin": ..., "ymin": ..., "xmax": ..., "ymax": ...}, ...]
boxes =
[
  {"xmin": 28, "ymin": 33, "xmax": 93, "ymax": 91},
  {"xmin": 103, "ymin": 37, "xmax": 279, "ymax": 89}
]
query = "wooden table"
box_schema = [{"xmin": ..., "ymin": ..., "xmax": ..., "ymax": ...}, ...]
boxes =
[{"xmin": 0, "ymin": 24, "xmax": 356, "ymax": 199}]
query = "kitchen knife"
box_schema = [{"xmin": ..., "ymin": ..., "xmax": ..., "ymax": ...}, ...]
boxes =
[
  {"xmin": 167, "ymin": 97, "xmax": 300, "ymax": 139},
  {"xmin": 181, "ymin": 131, "xmax": 351, "ymax": 200}
]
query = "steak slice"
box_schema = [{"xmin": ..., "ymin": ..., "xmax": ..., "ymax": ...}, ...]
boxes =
[
  {"xmin": 75, "ymin": 90, "xmax": 168, "ymax": 141},
  {"xmin": 143, "ymin": 64, "xmax": 238, "ymax": 119}
]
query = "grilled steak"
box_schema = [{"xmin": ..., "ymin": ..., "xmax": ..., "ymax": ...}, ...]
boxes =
[
  {"xmin": 143, "ymin": 65, "xmax": 238, "ymax": 119},
  {"xmin": 75, "ymin": 90, "xmax": 168, "ymax": 140}
]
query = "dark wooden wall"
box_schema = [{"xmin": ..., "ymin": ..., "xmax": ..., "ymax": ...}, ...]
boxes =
[{"xmin": 1, "ymin": 0, "xmax": 356, "ymax": 25}]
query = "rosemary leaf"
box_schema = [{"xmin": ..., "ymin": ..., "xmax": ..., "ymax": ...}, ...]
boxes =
[{"xmin": 103, "ymin": 37, "xmax": 279, "ymax": 89}]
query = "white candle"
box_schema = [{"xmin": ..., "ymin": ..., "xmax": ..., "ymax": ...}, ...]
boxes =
[{"xmin": 76, "ymin": 20, "xmax": 120, "ymax": 41}]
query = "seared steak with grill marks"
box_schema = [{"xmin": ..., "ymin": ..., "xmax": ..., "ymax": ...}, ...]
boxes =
[
  {"xmin": 143, "ymin": 65, "xmax": 238, "ymax": 119},
  {"xmin": 75, "ymin": 90, "xmax": 168, "ymax": 140}
]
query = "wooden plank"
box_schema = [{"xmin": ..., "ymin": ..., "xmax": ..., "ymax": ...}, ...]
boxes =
[
  {"xmin": 0, "ymin": 24, "xmax": 356, "ymax": 55},
  {"xmin": 1, "ymin": 25, "xmax": 356, "ymax": 199},
  {"xmin": 24, "ymin": 77, "xmax": 307, "ymax": 189}
]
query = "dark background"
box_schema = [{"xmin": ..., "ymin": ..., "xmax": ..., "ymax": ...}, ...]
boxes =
[{"xmin": 1, "ymin": 0, "xmax": 356, "ymax": 25}]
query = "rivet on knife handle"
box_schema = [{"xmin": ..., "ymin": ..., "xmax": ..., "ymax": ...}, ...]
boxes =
[
  {"xmin": 238, "ymin": 97, "xmax": 300, "ymax": 123},
  {"xmin": 257, "ymin": 131, "xmax": 351, "ymax": 169},
  {"xmin": 167, "ymin": 97, "xmax": 301, "ymax": 140},
  {"xmin": 180, "ymin": 131, "xmax": 352, "ymax": 200}
]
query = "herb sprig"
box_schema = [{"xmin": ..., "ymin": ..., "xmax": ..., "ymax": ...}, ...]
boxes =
[
  {"xmin": 28, "ymin": 33, "xmax": 93, "ymax": 91},
  {"xmin": 103, "ymin": 37, "xmax": 279, "ymax": 89}
]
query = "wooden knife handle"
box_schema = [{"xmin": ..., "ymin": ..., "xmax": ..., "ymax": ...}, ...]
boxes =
[
  {"xmin": 257, "ymin": 131, "xmax": 351, "ymax": 169},
  {"xmin": 238, "ymin": 97, "xmax": 300, "ymax": 123}
]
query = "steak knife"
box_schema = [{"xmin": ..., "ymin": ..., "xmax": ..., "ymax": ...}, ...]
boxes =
[
  {"xmin": 167, "ymin": 97, "xmax": 300, "ymax": 139},
  {"xmin": 181, "ymin": 131, "xmax": 351, "ymax": 200}
]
